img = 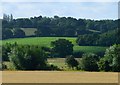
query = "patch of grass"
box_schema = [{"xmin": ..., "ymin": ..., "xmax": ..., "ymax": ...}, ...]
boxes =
[
  {"xmin": 48, "ymin": 58, "xmax": 66, "ymax": 69},
  {"xmin": 2, "ymin": 37, "xmax": 77, "ymax": 47},
  {"xmin": 74, "ymin": 46, "xmax": 107, "ymax": 53},
  {"xmin": 48, "ymin": 58, "xmax": 81, "ymax": 70}
]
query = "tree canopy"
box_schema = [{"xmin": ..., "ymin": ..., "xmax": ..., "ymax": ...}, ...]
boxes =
[
  {"xmin": 9, "ymin": 45, "xmax": 48, "ymax": 70},
  {"xmin": 2, "ymin": 14, "xmax": 118, "ymax": 38},
  {"xmin": 51, "ymin": 39, "xmax": 74, "ymax": 57}
]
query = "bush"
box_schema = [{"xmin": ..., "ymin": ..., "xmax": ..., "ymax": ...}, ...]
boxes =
[
  {"xmin": 2, "ymin": 43, "xmax": 14, "ymax": 61},
  {"xmin": 2, "ymin": 63, "xmax": 7, "ymax": 70},
  {"xmin": 9, "ymin": 45, "xmax": 48, "ymax": 70},
  {"xmin": 98, "ymin": 58, "xmax": 111, "ymax": 71},
  {"xmin": 73, "ymin": 51, "xmax": 84, "ymax": 58},
  {"xmin": 80, "ymin": 53, "xmax": 99, "ymax": 71},
  {"xmin": 65, "ymin": 55, "xmax": 79, "ymax": 69},
  {"xmin": 103, "ymin": 44, "xmax": 120, "ymax": 72},
  {"xmin": 47, "ymin": 64, "xmax": 61, "ymax": 71}
]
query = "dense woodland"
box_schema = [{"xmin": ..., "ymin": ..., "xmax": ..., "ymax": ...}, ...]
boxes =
[{"xmin": 3, "ymin": 14, "xmax": 117, "ymax": 33}]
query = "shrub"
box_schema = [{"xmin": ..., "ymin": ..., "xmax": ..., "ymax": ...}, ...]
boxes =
[
  {"xmin": 98, "ymin": 58, "xmax": 111, "ymax": 71},
  {"xmin": 73, "ymin": 51, "xmax": 84, "ymax": 58},
  {"xmin": 80, "ymin": 53, "xmax": 99, "ymax": 71},
  {"xmin": 103, "ymin": 44, "xmax": 120, "ymax": 72},
  {"xmin": 2, "ymin": 63, "xmax": 7, "ymax": 70},
  {"xmin": 9, "ymin": 45, "xmax": 47, "ymax": 70},
  {"xmin": 47, "ymin": 64, "xmax": 61, "ymax": 71},
  {"xmin": 65, "ymin": 55, "xmax": 79, "ymax": 69},
  {"xmin": 2, "ymin": 43, "xmax": 15, "ymax": 61}
]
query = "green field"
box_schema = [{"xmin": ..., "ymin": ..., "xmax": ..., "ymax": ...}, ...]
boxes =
[
  {"xmin": 2, "ymin": 37, "xmax": 77, "ymax": 46},
  {"xmin": 2, "ymin": 37, "xmax": 107, "ymax": 54}
]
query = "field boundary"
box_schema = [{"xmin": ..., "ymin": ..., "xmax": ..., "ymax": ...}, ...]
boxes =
[{"xmin": 2, "ymin": 83, "xmax": 118, "ymax": 85}]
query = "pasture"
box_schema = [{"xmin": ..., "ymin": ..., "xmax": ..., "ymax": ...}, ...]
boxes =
[
  {"xmin": 2, "ymin": 37, "xmax": 77, "ymax": 46},
  {"xmin": 2, "ymin": 37, "xmax": 107, "ymax": 54}
]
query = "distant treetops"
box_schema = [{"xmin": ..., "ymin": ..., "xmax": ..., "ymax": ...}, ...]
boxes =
[{"xmin": 2, "ymin": 14, "xmax": 120, "ymax": 46}]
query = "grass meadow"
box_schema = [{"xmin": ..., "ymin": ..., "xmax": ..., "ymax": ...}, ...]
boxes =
[{"xmin": 2, "ymin": 37, "xmax": 107, "ymax": 54}]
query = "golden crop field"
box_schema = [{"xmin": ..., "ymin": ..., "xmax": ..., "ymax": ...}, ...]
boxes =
[{"xmin": 2, "ymin": 71, "xmax": 118, "ymax": 84}]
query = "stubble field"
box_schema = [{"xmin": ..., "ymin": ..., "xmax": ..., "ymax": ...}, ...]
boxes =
[{"xmin": 2, "ymin": 71, "xmax": 118, "ymax": 83}]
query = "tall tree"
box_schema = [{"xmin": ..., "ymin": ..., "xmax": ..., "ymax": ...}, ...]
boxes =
[{"xmin": 51, "ymin": 39, "xmax": 74, "ymax": 57}]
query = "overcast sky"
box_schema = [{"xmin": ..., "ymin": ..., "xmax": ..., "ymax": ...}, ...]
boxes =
[{"xmin": 0, "ymin": 0, "xmax": 119, "ymax": 20}]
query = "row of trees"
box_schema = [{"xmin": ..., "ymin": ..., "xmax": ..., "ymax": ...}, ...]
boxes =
[
  {"xmin": 3, "ymin": 27, "xmax": 119, "ymax": 47},
  {"xmin": 2, "ymin": 39, "xmax": 74, "ymax": 62},
  {"xmin": 3, "ymin": 14, "xmax": 13, "ymax": 22},
  {"xmin": 76, "ymin": 29, "xmax": 119, "ymax": 46},
  {"xmin": 2, "ymin": 15, "xmax": 119, "ymax": 47},
  {"xmin": 3, "ymin": 14, "xmax": 118, "ymax": 37},
  {"xmin": 2, "ymin": 28, "xmax": 25, "ymax": 39},
  {"xmin": 65, "ymin": 44, "xmax": 120, "ymax": 72},
  {"xmin": 2, "ymin": 43, "xmax": 60, "ymax": 70}
]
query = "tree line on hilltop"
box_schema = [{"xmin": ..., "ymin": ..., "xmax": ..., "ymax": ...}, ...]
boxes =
[{"xmin": 2, "ymin": 14, "xmax": 120, "ymax": 46}]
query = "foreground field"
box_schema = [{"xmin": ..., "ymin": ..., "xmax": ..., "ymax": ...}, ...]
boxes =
[{"xmin": 2, "ymin": 71, "xmax": 118, "ymax": 83}]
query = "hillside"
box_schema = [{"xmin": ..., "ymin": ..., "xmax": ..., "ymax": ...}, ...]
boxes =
[
  {"xmin": 2, "ymin": 37, "xmax": 107, "ymax": 55},
  {"xmin": 3, "ymin": 15, "xmax": 117, "ymax": 38}
]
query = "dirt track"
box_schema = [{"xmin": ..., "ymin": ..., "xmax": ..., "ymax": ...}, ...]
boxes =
[{"xmin": 2, "ymin": 71, "xmax": 118, "ymax": 83}]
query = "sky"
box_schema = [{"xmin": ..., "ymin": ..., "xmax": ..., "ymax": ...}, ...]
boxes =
[{"xmin": 0, "ymin": 0, "xmax": 119, "ymax": 20}]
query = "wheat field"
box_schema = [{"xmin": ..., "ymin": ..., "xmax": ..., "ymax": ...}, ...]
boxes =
[{"xmin": 2, "ymin": 71, "xmax": 118, "ymax": 84}]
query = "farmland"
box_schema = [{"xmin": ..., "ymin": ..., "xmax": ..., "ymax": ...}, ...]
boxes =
[
  {"xmin": 2, "ymin": 71, "xmax": 118, "ymax": 84},
  {"xmin": 2, "ymin": 37, "xmax": 77, "ymax": 46},
  {"xmin": 2, "ymin": 37, "xmax": 107, "ymax": 54},
  {"xmin": 1, "ymin": 6, "xmax": 119, "ymax": 84},
  {"xmin": 2, "ymin": 37, "xmax": 108, "ymax": 71}
]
